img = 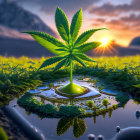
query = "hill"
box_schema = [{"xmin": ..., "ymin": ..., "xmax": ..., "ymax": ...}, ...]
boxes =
[
  {"xmin": 0, "ymin": 0, "xmax": 57, "ymax": 57},
  {"xmin": 0, "ymin": 0, "xmax": 56, "ymax": 38},
  {"xmin": 130, "ymin": 36, "xmax": 140, "ymax": 47}
]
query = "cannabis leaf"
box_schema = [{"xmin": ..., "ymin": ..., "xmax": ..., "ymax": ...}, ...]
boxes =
[{"xmin": 23, "ymin": 7, "xmax": 106, "ymax": 84}]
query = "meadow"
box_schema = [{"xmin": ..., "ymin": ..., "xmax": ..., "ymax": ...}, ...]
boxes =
[{"xmin": 0, "ymin": 55, "xmax": 140, "ymax": 107}]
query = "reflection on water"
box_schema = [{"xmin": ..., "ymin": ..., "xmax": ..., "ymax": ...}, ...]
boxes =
[
  {"xmin": 7, "ymin": 77, "xmax": 140, "ymax": 140},
  {"xmin": 9, "ymin": 99, "xmax": 140, "ymax": 140},
  {"xmin": 57, "ymin": 118, "xmax": 86, "ymax": 138}
]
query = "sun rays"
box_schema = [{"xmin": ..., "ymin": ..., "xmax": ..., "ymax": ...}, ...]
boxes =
[{"xmin": 94, "ymin": 36, "xmax": 118, "ymax": 55}]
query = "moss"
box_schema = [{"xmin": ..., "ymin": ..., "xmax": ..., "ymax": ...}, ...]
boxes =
[
  {"xmin": 18, "ymin": 93, "xmax": 119, "ymax": 118},
  {"xmin": 0, "ymin": 56, "xmax": 139, "ymax": 108},
  {"xmin": 86, "ymin": 100, "xmax": 94, "ymax": 108},
  {"xmin": 40, "ymin": 104, "xmax": 57, "ymax": 115},
  {"xmin": 134, "ymin": 96, "xmax": 140, "ymax": 103},
  {"xmin": 77, "ymin": 76, "xmax": 84, "ymax": 80},
  {"xmin": 80, "ymin": 104, "xmax": 118, "ymax": 118},
  {"xmin": 48, "ymin": 83, "xmax": 54, "ymax": 88},
  {"xmin": 102, "ymin": 99, "xmax": 109, "ymax": 108},
  {"xmin": 59, "ymin": 106, "xmax": 85, "ymax": 118},
  {"xmin": 18, "ymin": 93, "xmax": 84, "ymax": 118},
  {"xmin": 115, "ymin": 94, "xmax": 129, "ymax": 106},
  {"xmin": 0, "ymin": 78, "xmax": 42, "ymax": 106},
  {"xmin": 18, "ymin": 93, "xmax": 58, "ymax": 117}
]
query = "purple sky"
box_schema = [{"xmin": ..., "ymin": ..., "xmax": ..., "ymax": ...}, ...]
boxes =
[{"xmin": 16, "ymin": 0, "xmax": 140, "ymax": 46}]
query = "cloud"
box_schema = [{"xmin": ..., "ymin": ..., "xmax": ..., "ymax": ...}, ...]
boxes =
[
  {"xmin": 89, "ymin": 0, "xmax": 140, "ymax": 16},
  {"xmin": 89, "ymin": 13, "xmax": 140, "ymax": 45},
  {"xmin": 91, "ymin": 13, "xmax": 140, "ymax": 31},
  {"xmin": 120, "ymin": 14, "xmax": 140, "ymax": 26},
  {"xmin": 131, "ymin": 0, "xmax": 140, "ymax": 10},
  {"xmin": 16, "ymin": 0, "xmax": 101, "ymax": 14},
  {"xmin": 107, "ymin": 14, "xmax": 140, "ymax": 31}
]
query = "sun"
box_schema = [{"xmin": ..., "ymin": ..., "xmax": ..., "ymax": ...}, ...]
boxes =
[
  {"xmin": 100, "ymin": 37, "xmax": 111, "ymax": 47},
  {"xmin": 94, "ymin": 36, "xmax": 117, "ymax": 55}
]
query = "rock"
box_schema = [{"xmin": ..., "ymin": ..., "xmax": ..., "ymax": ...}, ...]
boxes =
[
  {"xmin": 136, "ymin": 110, "xmax": 140, "ymax": 119},
  {"xmin": 88, "ymin": 134, "xmax": 95, "ymax": 140},
  {"xmin": 114, "ymin": 127, "xmax": 140, "ymax": 140},
  {"xmin": 116, "ymin": 126, "xmax": 120, "ymax": 132},
  {"xmin": 98, "ymin": 134, "xmax": 104, "ymax": 140}
]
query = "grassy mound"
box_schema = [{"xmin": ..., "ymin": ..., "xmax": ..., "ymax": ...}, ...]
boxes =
[{"xmin": 56, "ymin": 83, "xmax": 87, "ymax": 95}]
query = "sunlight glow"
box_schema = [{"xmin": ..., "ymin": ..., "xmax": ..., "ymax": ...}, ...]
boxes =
[
  {"xmin": 100, "ymin": 37, "xmax": 111, "ymax": 47},
  {"xmin": 94, "ymin": 36, "xmax": 117, "ymax": 55}
]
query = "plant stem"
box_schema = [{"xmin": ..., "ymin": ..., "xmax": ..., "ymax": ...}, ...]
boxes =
[
  {"xmin": 70, "ymin": 98, "xmax": 73, "ymax": 105},
  {"xmin": 70, "ymin": 61, "xmax": 73, "ymax": 84}
]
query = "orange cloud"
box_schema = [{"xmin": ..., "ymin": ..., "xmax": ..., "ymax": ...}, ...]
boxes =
[
  {"xmin": 89, "ymin": 13, "xmax": 140, "ymax": 46},
  {"xmin": 88, "ymin": 0, "xmax": 140, "ymax": 46}
]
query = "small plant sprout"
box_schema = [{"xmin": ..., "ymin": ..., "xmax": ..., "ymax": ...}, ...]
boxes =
[
  {"xmin": 23, "ymin": 7, "xmax": 106, "ymax": 95},
  {"xmin": 86, "ymin": 100, "xmax": 95, "ymax": 109},
  {"xmin": 102, "ymin": 99, "xmax": 109, "ymax": 109}
]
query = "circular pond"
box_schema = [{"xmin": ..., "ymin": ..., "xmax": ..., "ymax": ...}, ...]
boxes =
[{"xmin": 6, "ymin": 77, "xmax": 140, "ymax": 140}]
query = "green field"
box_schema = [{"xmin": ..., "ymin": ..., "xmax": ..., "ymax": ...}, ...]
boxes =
[{"xmin": 0, "ymin": 55, "xmax": 140, "ymax": 106}]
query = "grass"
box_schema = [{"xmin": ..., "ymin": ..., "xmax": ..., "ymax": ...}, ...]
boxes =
[{"xmin": 0, "ymin": 55, "xmax": 140, "ymax": 107}]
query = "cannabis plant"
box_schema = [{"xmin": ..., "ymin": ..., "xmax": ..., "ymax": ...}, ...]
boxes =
[{"xmin": 23, "ymin": 8, "xmax": 105, "ymax": 94}]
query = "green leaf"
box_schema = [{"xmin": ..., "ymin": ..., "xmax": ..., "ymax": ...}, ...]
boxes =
[
  {"xmin": 73, "ymin": 118, "xmax": 86, "ymax": 138},
  {"xmin": 75, "ymin": 28, "xmax": 106, "ymax": 46},
  {"xmin": 70, "ymin": 8, "xmax": 83, "ymax": 42},
  {"xmin": 65, "ymin": 58, "xmax": 71, "ymax": 67},
  {"xmin": 55, "ymin": 48, "xmax": 68, "ymax": 52},
  {"xmin": 39, "ymin": 56, "xmax": 64, "ymax": 70},
  {"xmin": 58, "ymin": 52, "xmax": 69, "ymax": 57},
  {"xmin": 76, "ymin": 42, "xmax": 101, "ymax": 53},
  {"xmin": 55, "ymin": 7, "xmax": 69, "ymax": 42},
  {"xmin": 22, "ymin": 31, "xmax": 64, "ymax": 55},
  {"xmin": 57, "ymin": 118, "xmax": 73, "ymax": 136},
  {"xmin": 58, "ymin": 44, "xmax": 69, "ymax": 49},
  {"xmin": 54, "ymin": 58, "xmax": 67, "ymax": 71},
  {"xmin": 133, "ymin": 84, "xmax": 140, "ymax": 88},
  {"xmin": 72, "ymin": 55, "xmax": 86, "ymax": 67},
  {"xmin": 75, "ymin": 53, "xmax": 95, "ymax": 62}
]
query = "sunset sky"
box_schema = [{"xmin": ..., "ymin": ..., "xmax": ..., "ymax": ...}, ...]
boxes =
[{"xmin": 16, "ymin": 0, "xmax": 140, "ymax": 46}]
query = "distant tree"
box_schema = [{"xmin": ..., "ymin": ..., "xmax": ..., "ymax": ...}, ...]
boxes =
[{"xmin": 102, "ymin": 99, "xmax": 109, "ymax": 109}]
